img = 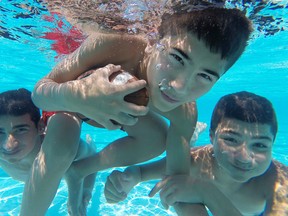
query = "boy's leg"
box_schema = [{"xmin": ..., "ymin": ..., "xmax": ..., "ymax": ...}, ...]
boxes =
[
  {"xmin": 20, "ymin": 113, "xmax": 81, "ymax": 216},
  {"xmin": 73, "ymin": 112, "xmax": 168, "ymax": 177},
  {"xmin": 65, "ymin": 169, "xmax": 84, "ymax": 216},
  {"xmin": 65, "ymin": 135, "xmax": 98, "ymax": 215},
  {"xmin": 82, "ymin": 173, "xmax": 97, "ymax": 211},
  {"xmin": 65, "ymin": 166, "xmax": 96, "ymax": 216}
]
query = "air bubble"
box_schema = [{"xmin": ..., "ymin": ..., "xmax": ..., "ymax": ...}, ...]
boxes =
[
  {"xmin": 156, "ymin": 43, "xmax": 166, "ymax": 52},
  {"xmin": 156, "ymin": 64, "xmax": 162, "ymax": 70}
]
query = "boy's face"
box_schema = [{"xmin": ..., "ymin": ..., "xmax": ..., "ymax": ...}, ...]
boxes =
[
  {"xmin": 146, "ymin": 33, "xmax": 228, "ymax": 112},
  {"xmin": 0, "ymin": 114, "xmax": 40, "ymax": 163},
  {"xmin": 211, "ymin": 118, "xmax": 274, "ymax": 182}
]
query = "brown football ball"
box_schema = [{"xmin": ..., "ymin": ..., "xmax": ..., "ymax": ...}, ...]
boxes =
[
  {"xmin": 78, "ymin": 69, "xmax": 149, "ymax": 106},
  {"xmin": 109, "ymin": 70, "xmax": 149, "ymax": 106},
  {"xmin": 76, "ymin": 69, "xmax": 149, "ymax": 127}
]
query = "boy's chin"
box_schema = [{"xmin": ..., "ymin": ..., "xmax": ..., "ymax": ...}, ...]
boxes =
[{"xmin": 153, "ymin": 101, "xmax": 178, "ymax": 112}]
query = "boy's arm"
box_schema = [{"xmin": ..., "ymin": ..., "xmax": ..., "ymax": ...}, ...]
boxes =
[
  {"xmin": 32, "ymin": 34, "xmax": 148, "ymax": 129},
  {"xmin": 104, "ymin": 158, "xmax": 167, "ymax": 203},
  {"xmin": 174, "ymin": 203, "xmax": 209, "ymax": 216},
  {"xmin": 20, "ymin": 113, "xmax": 81, "ymax": 216},
  {"xmin": 150, "ymin": 175, "xmax": 242, "ymax": 216},
  {"xmin": 165, "ymin": 102, "xmax": 197, "ymax": 175}
]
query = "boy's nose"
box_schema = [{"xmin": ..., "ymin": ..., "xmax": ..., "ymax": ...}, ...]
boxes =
[
  {"xmin": 3, "ymin": 135, "xmax": 18, "ymax": 152},
  {"xmin": 235, "ymin": 145, "xmax": 253, "ymax": 164},
  {"xmin": 171, "ymin": 77, "xmax": 190, "ymax": 95}
]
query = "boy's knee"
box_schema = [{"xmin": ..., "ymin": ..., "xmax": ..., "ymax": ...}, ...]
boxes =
[{"xmin": 44, "ymin": 113, "xmax": 81, "ymax": 161}]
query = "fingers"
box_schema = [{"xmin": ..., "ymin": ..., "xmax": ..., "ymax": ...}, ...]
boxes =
[
  {"xmin": 159, "ymin": 185, "xmax": 176, "ymax": 209},
  {"xmin": 124, "ymin": 103, "xmax": 149, "ymax": 117},
  {"xmin": 105, "ymin": 186, "xmax": 127, "ymax": 203},
  {"xmin": 104, "ymin": 171, "xmax": 127, "ymax": 203},
  {"xmin": 148, "ymin": 180, "xmax": 165, "ymax": 197},
  {"xmin": 109, "ymin": 170, "xmax": 125, "ymax": 193},
  {"xmin": 100, "ymin": 64, "xmax": 122, "ymax": 78},
  {"xmin": 148, "ymin": 178, "xmax": 178, "ymax": 210},
  {"xmin": 120, "ymin": 79, "xmax": 147, "ymax": 95},
  {"xmin": 149, "ymin": 181, "xmax": 170, "ymax": 210}
]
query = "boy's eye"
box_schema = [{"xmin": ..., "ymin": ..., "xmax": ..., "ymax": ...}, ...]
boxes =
[
  {"xmin": 170, "ymin": 53, "xmax": 184, "ymax": 65},
  {"xmin": 253, "ymin": 143, "xmax": 268, "ymax": 150},
  {"xmin": 198, "ymin": 73, "xmax": 213, "ymax": 82},
  {"xmin": 222, "ymin": 137, "xmax": 238, "ymax": 145},
  {"xmin": 14, "ymin": 128, "xmax": 29, "ymax": 134}
]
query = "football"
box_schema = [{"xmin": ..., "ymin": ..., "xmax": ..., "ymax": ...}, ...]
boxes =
[
  {"xmin": 109, "ymin": 70, "xmax": 149, "ymax": 106},
  {"xmin": 76, "ymin": 69, "xmax": 149, "ymax": 127},
  {"xmin": 78, "ymin": 69, "xmax": 149, "ymax": 106}
]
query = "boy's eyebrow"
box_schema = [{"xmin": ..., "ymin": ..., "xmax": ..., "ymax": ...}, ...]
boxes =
[
  {"xmin": 13, "ymin": 124, "xmax": 30, "ymax": 129},
  {"xmin": 172, "ymin": 47, "xmax": 220, "ymax": 79},
  {"xmin": 251, "ymin": 135, "xmax": 273, "ymax": 142},
  {"xmin": 203, "ymin": 69, "xmax": 220, "ymax": 80},
  {"xmin": 172, "ymin": 47, "xmax": 191, "ymax": 61},
  {"xmin": 224, "ymin": 130, "xmax": 273, "ymax": 141}
]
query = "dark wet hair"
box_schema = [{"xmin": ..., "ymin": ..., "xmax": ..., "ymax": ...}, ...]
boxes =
[
  {"xmin": 210, "ymin": 91, "xmax": 278, "ymax": 140},
  {"xmin": 0, "ymin": 88, "xmax": 40, "ymax": 127},
  {"xmin": 158, "ymin": 7, "xmax": 253, "ymax": 71}
]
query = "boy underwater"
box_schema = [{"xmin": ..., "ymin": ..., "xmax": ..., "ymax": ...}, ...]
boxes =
[
  {"xmin": 0, "ymin": 89, "xmax": 96, "ymax": 215},
  {"xmin": 105, "ymin": 91, "xmax": 288, "ymax": 216}
]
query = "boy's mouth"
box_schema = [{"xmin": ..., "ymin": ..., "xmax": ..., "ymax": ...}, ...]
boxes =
[
  {"xmin": 158, "ymin": 78, "xmax": 180, "ymax": 103},
  {"xmin": 160, "ymin": 91, "xmax": 179, "ymax": 103},
  {"xmin": 1, "ymin": 148, "xmax": 21, "ymax": 155}
]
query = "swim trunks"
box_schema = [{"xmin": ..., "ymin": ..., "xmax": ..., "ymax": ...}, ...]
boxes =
[{"xmin": 41, "ymin": 111, "xmax": 56, "ymax": 125}]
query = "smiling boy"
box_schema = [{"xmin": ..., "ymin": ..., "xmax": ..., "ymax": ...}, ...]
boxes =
[
  {"xmin": 105, "ymin": 91, "xmax": 288, "ymax": 215},
  {"xmin": 0, "ymin": 88, "xmax": 97, "ymax": 215}
]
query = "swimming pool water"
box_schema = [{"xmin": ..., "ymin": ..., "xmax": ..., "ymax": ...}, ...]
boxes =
[{"xmin": 0, "ymin": 1, "xmax": 287, "ymax": 215}]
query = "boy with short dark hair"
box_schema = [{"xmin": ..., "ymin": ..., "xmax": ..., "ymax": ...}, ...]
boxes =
[
  {"xmin": 28, "ymin": 7, "xmax": 252, "ymax": 215},
  {"xmin": 0, "ymin": 88, "xmax": 96, "ymax": 215},
  {"xmin": 105, "ymin": 91, "xmax": 288, "ymax": 215}
]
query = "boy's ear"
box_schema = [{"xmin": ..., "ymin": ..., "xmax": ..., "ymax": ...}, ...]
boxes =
[{"xmin": 37, "ymin": 118, "xmax": 46, "ymax": 135}]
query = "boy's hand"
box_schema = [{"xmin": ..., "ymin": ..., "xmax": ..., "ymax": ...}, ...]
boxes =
[
  {"xmin": 73, "ymin": 64, "xmax": 149, "ymax": 130},
  {"xmin": 149, "ymin": 175, "xmax": 203, "ymax": 209},
  {"xmin": 104, "ymin": 167, "xmax": 141, "ymax": 203}
]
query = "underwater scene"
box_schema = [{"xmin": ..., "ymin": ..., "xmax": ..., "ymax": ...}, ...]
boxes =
[{"xmin": 0, "ymin": 0, "xmax": 287, "ymax": 215}]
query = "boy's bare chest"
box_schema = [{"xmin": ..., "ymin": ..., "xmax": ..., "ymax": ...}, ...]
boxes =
[
  {"xmin": 0, "ymin": 161, "xmax": 31, "ymax": 181},
  {"xmin": 220, "ymin": 183, "xmax": 266, "ymax": 216}
]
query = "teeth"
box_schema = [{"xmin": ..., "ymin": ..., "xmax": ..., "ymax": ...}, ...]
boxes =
[{"xmin": 158, "ymin": 78, "xmax": 171, "ymax": 91}]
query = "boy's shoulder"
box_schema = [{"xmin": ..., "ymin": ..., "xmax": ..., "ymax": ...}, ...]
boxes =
[
  {"xmin": 189, "ymin": 145, "xmax": 214, "ymax": 174},
  {"xmin": 261, "ymin": 160, "xmax": 288, "ymax": 181},
  {"xmin": 261, "ymin": 160, "xmax": 288, "ymax": 214},
  {"xmin": 270, "ymin": 160, "xmax": 288, "ymax": 182},
  {"xmin": 252, "ymin": 160, "xmax": 288, "ymax": 196}
]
